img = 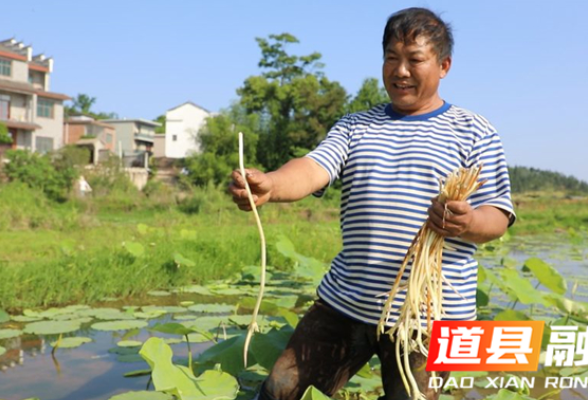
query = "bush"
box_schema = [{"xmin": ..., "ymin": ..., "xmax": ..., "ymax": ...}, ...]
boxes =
[{"xmin": 3, "ymin": 149, "xmax": 77, "ymax": 202}]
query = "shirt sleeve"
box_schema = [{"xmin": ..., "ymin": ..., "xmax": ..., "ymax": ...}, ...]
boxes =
[
  {"xmin": 304, "ymin": 114, "xmax": 353, "ymax": 197},
  {"xmin": 466, "ymin": 128, "xmax": 516, "ymax": 226}
]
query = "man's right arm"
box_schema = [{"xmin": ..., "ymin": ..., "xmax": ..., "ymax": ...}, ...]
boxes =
[{"xmin": 229, "ymin": 157, "xmax": 330, "ymax": 211}]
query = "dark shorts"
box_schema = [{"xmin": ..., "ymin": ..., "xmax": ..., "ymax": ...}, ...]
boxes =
[{"xmin": 258, "ymin": 299, "xmax": 449, "ymax": 400}]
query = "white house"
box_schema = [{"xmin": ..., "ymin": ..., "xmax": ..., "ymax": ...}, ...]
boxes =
[{"xmin": 164, "ymin": 101, "xmax": 210, "ymax": 158}]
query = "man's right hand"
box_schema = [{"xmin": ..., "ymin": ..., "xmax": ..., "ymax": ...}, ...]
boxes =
[{"xmin": 228, "ymin": 168, "xmax": 273, "ymax": 211}]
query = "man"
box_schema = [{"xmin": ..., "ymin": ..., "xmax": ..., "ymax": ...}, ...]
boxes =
[{"xmin": 229, "ymin": 7, "xmax": 514, "ymax": 400}]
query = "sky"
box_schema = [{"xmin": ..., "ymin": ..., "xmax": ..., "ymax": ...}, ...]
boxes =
[{"xmin": 3, "ymin": 0, "xmax": 588, "ymax": 181}]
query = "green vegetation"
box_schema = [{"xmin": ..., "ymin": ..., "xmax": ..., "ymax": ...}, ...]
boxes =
[
  {"xmin": 509, "ymin": 166, "xmax": 588, "ymax": 194},
  {"xmin": 64, "ymin": 93, "xmax": 119, "ymax": 119},
  {"xmin": 181, "ymin": 33, "xmax": 388, "ymax": 186}
]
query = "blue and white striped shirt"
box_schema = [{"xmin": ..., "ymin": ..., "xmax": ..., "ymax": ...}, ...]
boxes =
[{"xmin": 306, "ymin": 102, "xmax": 515, "ymax": 326}]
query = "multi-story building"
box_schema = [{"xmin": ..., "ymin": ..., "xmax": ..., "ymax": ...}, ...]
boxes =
[
  {"xmin": 164, "ymin": 101, "xmax": 210, "ymax": 158},
  {"xmin": 0, "ymin": 38, "xmax": 69, "ymax": 154},
  {"xmin": 63, "ymin": 115, "xmax": 117, "ymax": 164},
  {"xmin": 101, "ymin": 118, "xmax": 160, "ymax": 167}
]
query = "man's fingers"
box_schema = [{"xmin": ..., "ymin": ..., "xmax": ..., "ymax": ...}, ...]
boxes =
[{"xmin": 445, "ymin": 200, "xmax": 470, "ymax": 215}]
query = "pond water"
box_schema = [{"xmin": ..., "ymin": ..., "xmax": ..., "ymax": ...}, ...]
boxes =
[{"xmin": 0, "ymin": 233, "xmax": 586, "ymax": 400}]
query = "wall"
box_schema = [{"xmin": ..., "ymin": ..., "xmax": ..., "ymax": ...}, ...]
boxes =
[
  {"xmin": 10, "ymin": 59, "xmax": 28, "ymax": 83},
  {"xmin": 165, "ymin": 104, "xmax": 209, "ymax": 158},
  {"xmin": 7, "ymin": 93, "xmax": 30, "ymax": 122},
  {"xmin": 33, "ymin": 99, "xmax": 64, "ymax": 151},
  {"xmin": 152, "ymin": 135, "xmax": 166, "ymax": 158}
]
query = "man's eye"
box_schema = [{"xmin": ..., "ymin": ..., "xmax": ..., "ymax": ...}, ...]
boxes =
[{"xmin": 411, "ymin": 59, "xmax": 424, "ymax": 63}]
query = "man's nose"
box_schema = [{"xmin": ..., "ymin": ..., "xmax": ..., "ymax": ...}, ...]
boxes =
[{"xmin": 393, "ymin": 61, "xmax": 410, "ymax": 78}]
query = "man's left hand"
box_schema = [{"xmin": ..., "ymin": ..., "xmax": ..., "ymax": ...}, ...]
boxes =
[{"xmin": 427, "ymin": 197, "xmax": 474, "ymax": 238}]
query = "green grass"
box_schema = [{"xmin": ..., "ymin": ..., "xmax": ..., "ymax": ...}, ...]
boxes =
[
  {"xmin": 510, "ymin": 193, "xmax": 588, "ymax": 235},
  {"xmin": 0, "ymin": 188, "xmax": 342, "ymax": 311},
  {"xmin": 0, "ymin": 183, "xmax": 585, "ymax": 311}
]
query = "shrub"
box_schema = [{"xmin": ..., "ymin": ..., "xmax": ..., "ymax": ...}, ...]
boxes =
[{"xmin": 3, "ymin": 149, "xmax": 77, "ymax": 202}]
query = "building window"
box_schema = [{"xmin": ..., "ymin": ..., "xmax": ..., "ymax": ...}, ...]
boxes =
[
  {"xmin": 0, "ymin": 59, "xmax": 10, "ymax": 76},
  {"xmin": 37, "ymin": 98, "xmax": 54, "ymax": 118},
  {"xmin": 106, "ymin": 133, "xmax": 113, "ymax": 144},
  {"xmin": 172, "ymin": 135, "xmax": 177, "ymax": 141},
  {"xmin": 0, "ymin": 94, "xmax": 9, "ymax": 120},
  {"xmin": 35, "ymin": 136, "xmax": 54, "ymax": 153}
]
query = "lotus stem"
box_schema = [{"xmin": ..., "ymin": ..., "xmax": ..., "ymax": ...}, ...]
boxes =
[{"xmin": 239, "ymin": 132, "xmax": 267, "ymax": 368}]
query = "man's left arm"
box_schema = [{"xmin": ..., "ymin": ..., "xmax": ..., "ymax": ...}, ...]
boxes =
[{"xmin": 427, "ymin": 199, "xmax": 510, "ymax": 244}]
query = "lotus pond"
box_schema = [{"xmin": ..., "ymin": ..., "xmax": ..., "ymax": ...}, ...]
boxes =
[{"xmin": 1, "ymin": 233, "xmax": 587, "ymax": 400}]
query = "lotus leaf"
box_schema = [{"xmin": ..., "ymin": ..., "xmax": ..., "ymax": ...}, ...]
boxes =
[
  {"xmin": 79, "ymin": 308, "xmax": 136, "ymax": 320},
  {"xmin": 0, "ymin": 329, "xmax": 22, "ymax": 340},
  {"xmin": 179, "ymin": 229, "xmax": 197, "ymax": 240},
  {"xmin": 109, "ymin": 346, "xmax": 139, "ymax": 356},
  {"xmin": 50, "ymin": 336, "xmax": 92, "ymax": 348},
  {"xmin": 174, "ymin": 315, "xmax": 198, "ymax": 321},
  {"xmin": 24, "ymin": 320, "xmax": 81, "ymax": 335},
  {"xmin": 11, "ymin": 315, "xmax": 41, "ymax": 322},
  {"xmin": 140, "ymin": 337, "xmax": 239, "ymax": 399},
  {"xmin": 0, "ymin": 309, "xmax": 9, "ymax": 323},
  {"xmin": 108, "ymin": 390, "xmax": 173, "ymax": 400},
  {"xmin": 175, "ymin": 285, "xmax": 213, "ymax": 295},
  {"xmin": 124, "ymin": 241, "xmax": 145, "ymax": 257},
  {"xmin": 198, "ymin": 334, "xmax": 250, "ymax": 376},
  {"xmin": 180, "ymin": 301, "xmax": 195, "ymax": 306},
  {"xmin": 523, "ymin": 257, "xmax": 567, "ymax": 295},
  {"xmin": 183, "ymin": 333, "xmax": 212, "ymax": 343},
  {"xmin": 148, "ymin": 290, "xmax": 171, "ymax": 297},
  {"xmin": 300, "ymin": 386, "xmax": 332, "ymax": 400},
  {"xmin": 151, "ymin": 322, "xmax": 195, "ymax": 336},
  {"xmin": 210, "ymin": 288, "xmax": 243, "ymax": 296},
  {"xmin": 173, "ymin": 253, "xmax": 196, "ymax": 267},
  {"xmin": 123, "ymin": 369, "xmax": 152, "ymax": 378},
  {"xmin": 92, "ymin": 320, "xmax": 148, "ymax": 331},
  {"xmin": 182, "ymin": 317, "xmax": 225, "ymax": 332},
  {"xmin": 494, "ymin": 309, "xmax": 531, "ymax": 321},
  {"xmin": 0, "ymin": 346, "xmax": 5, "ymax": 356},
  {"xmin": 499, "ymin": 269, "xmax": 549, "ymax": 306},
  {"xmin": 188, "ymin": 304, "xmax": 235, "ymax": 314},
  {"xmin": 250, "ymin": 326, "xmax": 294, "ymax": 371},
  {"xmin": 118, "ymin": 354, "xmax": 146, "ymax": 363},
  {"xmin": 118, "ymin": 340, "xmax": 143, "ymax": 347},
  {"xmin": 143, "ymin": 305, "xmax": 187, "ymax": 314}
]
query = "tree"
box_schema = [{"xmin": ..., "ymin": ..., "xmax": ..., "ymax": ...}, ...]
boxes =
[
  {"xmin": 0, "ymin": 122, "xmax": 11, "ymax": 144},
  {"xmin": 347, "ymin": 78, "xmax": 389, "ymax": 113},
  {"xmin": 182, "ymin": 104, "xmax": 260, "ymax": 186},
  {"xmin": 154, "ymin": 115, "xmax": 166, "ymax": 134},
  {"xmin": 65, "ymin": 93, "xmax": 118, "ymax": 120},
  {"xmin": 238, "ymin": 33, "xmax": 348, "ymax": 171},
  {"xmin": 72, "ymin": 94, "xmax": 96, "ymax": 114}
]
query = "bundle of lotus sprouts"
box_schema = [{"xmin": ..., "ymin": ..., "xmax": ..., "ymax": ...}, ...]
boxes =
[{"xmin": 376, "ymin": 165, "xmax": 485, "ymax": 400}]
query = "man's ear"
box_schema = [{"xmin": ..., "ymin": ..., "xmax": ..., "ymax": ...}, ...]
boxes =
[{"xmin": 440, "ymin": 56, "xmax": 452, "ymax": 79}]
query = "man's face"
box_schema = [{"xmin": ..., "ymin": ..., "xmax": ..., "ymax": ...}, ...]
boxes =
[{"xmin": 382, "ymin": 36, "xmax": 451, "ymax": 115}]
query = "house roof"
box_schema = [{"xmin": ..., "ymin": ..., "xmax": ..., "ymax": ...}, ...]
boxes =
[
  {"xmin": 101, "ymin": 118, "xmax": 161, "ymax": 127},
  {"xmin": 166, "ymin": 101, "xmax": 210, "ymax": 114},
  {"xmin": 36, "ymin": 89, "xmax": 70, "ymax": 101},
  {"xmin": 0, "ymin": 79, "xmax": 69, "ymax": 101},
  {"xmin": 65, "ymin": 117, "xmax": 114, "ymax": 129},
  {"xmin": 0, "ymin": 78, "xmax": 35, "ymax": 95},
  {"xmin": 0, "ymin": 39, "xmax": 30, "ymax": 60},
  {"xmin": 0, "ymin": 118, "xmax": 42, "ymax": 131}
]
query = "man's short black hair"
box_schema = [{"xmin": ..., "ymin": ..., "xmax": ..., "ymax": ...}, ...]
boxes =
[{"xmin": 382, "ymin": 7, "xmax": 453, "ymax": 61}]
